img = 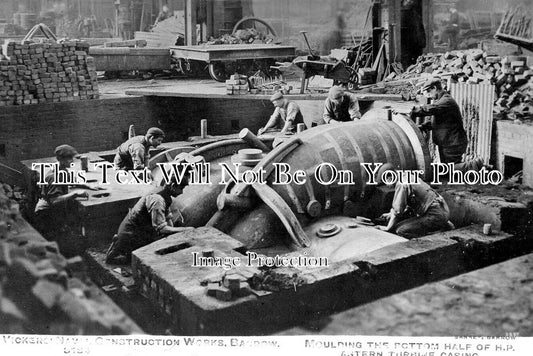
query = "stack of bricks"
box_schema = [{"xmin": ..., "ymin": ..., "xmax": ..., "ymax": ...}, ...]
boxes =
[
  {"xmin": 226, "ymin": 74, "xmax": 294, "ymax": 95},
  {"xmin": 225, "ymin": 74, "xmax": 249, "ymax": 95},
  {"xmin": 0, "ymin": 184, "xmax": 136, "ymax": 334},
  {"xmin": 398, "ymin": 49, "xmax": 532, "ymax": 87},
  {"xmin": 0, "ymin": 40, "xmax": 99, "ymax": 106},
  {"xmin": 388, "ymin": 50, "xmax": 533, "ymax": 120}
]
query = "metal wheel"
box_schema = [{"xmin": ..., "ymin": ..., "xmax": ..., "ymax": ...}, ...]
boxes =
[
  {"xmin": 231, "ymin": 17, "xmax": 277, "ymax": 37},
  {"xmin": 208, "ymin": 62, "xmax": 229, "ymax": 82},
  {"xmin": 347, "ymin": 67, "xmax": 359, "ymax": 90},
  {"xmin": 178, "ymin": 59, "xmax": 205, "ymax": 77}
]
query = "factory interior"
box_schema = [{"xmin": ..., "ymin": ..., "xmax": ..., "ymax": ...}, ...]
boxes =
[{"xmin": 1, "ymin": 0, "xmax": 533, "ymax": 341}]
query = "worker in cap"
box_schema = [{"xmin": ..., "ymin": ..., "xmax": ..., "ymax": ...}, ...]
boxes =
[
  {"xmin": 113, "ymin": 127, "xmax": 165, "ymax": 171},
  {"xmin": 34, "ymin": 144, "xmax": 94, "ymax": 256},
  {"xmin": 106, "ymin": 164, "xmax": 193, "ymax": 265},
  {"xmin": 154, "ymin": 3, "xmax": 172, "ymax": 26},
  {"xmin": 443, "ymin": 6, "xmax": 460, "ymax": 50},
  {"xmin": 411, "ymin": 77, "xmax": 467, "ymax": 164},
  {"xmin": 257, "ymin": 92, "xmax": 305, "ymax": 135},
  {"xmin": 322, "ymin": 85, "xmax": 361, "ymax": 124},
  {"xmin": 375, "ymin": 163, "xmax": 454, "ymax": 239}
]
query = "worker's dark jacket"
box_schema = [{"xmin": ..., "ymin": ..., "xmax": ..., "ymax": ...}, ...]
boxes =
[
  {"xmin": 34, "ymin": 168, "xmax": 80, "ymax": 254},
  {"xmin": 122, "ymin": 189, "xmax": 173, "ymax": 238},
  {"xmin": 412, "ymin": 91, "xmax": 467, "ymax": 150},
  {"xmin": 108, "ymin": 188, "xmax": 177, "ymax": 258},
  {"xmin": 113, "ymin": 135, "xmax": 151, "ymax": 170},
  {"xmin": 323, "ymin": 93, "xmax": 361, "ymax": 123}
]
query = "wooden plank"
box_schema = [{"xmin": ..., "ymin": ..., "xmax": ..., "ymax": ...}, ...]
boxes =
[
  {"xmin": 124, "ymin": 88, "xmax": 404, "ymax": 101},
  {"xmin": 90, "ymin": 47, "xmax": 169, "ymax": 55},
  {"xmin": 134, "ymin": 31, "xmax": 178, "ymax": 47},
  {"xmin": 185, "ymin": 0, "xmax": 197, "ymax": 45},
  {"xmin": 170, "ymin": 45, "xmax": 296, "ymax": 61}
]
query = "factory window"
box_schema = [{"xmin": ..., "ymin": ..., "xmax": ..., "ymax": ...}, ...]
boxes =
[
  {"xmin": 503, "ymin": 155, "xmax": 523, "ymax": 183},
  {"xmin": 0, "ymin": 144, "xmax": 5, "ymax": 157}
]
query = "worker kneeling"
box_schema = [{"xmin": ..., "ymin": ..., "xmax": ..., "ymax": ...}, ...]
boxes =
[
  {"xmin": 258, "ymin": 92, "xmax": 304, "ymax": 135},
  {"xmin": 106, "ymin": 166, "xmax": 193, "ymax": 265},
  {"xmin": 376, "ymin": 163, "xmax": 454, "ymax": 239}
]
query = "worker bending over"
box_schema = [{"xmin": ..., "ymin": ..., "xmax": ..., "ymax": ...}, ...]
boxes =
[
  {"xmin": 258, "ymin": 92, "xmax": 304, "ymax": 135},
  {"xmin": 376, "ymin": 164, "xmax": 453, "ymax": 239},
  {"xmin": 106, "ymin": 169, "xmax": 192, "ymax": 264},
  {"xmin": 113, "ymin": 127, "xmax": 165, "ymax": 171},
  {"xmin": 411, "ymin": 78, "xmax": 467, "ymax": 164},
  {"xmin": 323, "ymin": 86, "xmax": 361, "ymax": 123}
]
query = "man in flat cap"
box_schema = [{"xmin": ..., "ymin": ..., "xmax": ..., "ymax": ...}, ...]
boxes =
[
  {"xmin": 34, "ymin": 145, "xmax": 91, "ymax": 255},
  {"xmin": 258, "ymin": 92, "xmax": 305, "ymax": 135},
  {"xmin": 411, "ymin": 78, "xmax": 467, "ymax": 164},
  {"xmin": 323, "ymin": 86, "xmax": 361, "ymax": 124},
  {"xmin": 113, "ymin": 127, "xmax": 165, "ymax": 171},
  {"xmin": 106, "ymin": 166, "xmax": 193, "ymax": 265},
  {"xmin": 375, "ymin": 163, "xmax": 453, "ymax": 239}
]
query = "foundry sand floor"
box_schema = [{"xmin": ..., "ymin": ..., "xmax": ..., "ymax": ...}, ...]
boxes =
[
  {"xmin": 278, "ymin": 252, "xmax": 533, "ymax": 336},
  {"xmin": 97, "ymin": 76, "xmax": 357, "ymax": 99}
]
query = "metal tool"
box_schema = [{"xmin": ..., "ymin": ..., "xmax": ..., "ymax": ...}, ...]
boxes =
[{"xmin": 299, "ymin": 31, "xmax": 319, "ymax": 60}]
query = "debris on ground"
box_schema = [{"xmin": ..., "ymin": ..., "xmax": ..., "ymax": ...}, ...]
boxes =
[
  {"xmin": 205, "ymin": 28, "xmax": 276, "ymax": 45},
  {"xmin": 372, "ymin": 50, "xmax": 532, "ymax": 119}
]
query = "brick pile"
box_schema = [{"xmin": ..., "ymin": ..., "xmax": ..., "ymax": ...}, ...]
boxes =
[
  {"xmin": 384, "ymin": 50, "xmax": 533, "ymax": 120},
  {"xmin": 0, "ymin": 40, "xmax": 99, "ymax": 106},
  {"xmin": 399, "ymin": 49, "xmax": 532, "ymax": 86},
  {"xmin": 226, "ymin": 74, "xmax": 293, "ymax": 95},
  {"xmin": 0, "ymin": 184, "xmax": 136, "ymax": 334},
  {"xmin": 225, "ymin": 74, "xmax": 249, "ymax": 95}
]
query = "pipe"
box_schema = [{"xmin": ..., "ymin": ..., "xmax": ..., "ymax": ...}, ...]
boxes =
[
  {"xmin": 239, "ymin": 128, "xmax": 269, "ymax": 152},
  {"xmin": 200, "ymin": 119, "xmax": 208, "ymax": 139}
]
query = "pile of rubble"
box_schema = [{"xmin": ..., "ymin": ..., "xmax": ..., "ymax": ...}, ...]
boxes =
[
  {"xmin": 0, "ymin": 185, "xmax": 137, "ymax": 334},
  {"xmin": 0, "ymin": 40, "xmax": 98, "ymax": 106},
  {"xmin": 381, "ymin": 50, "xmax": 533, "ymax": 120},
  {"xmin": 205, "ymin": 28, "xmax": 275, "ymax": 45},
  {"xmin": 201, "ymin": 266, "xmax": 307, "ymax": 302}
]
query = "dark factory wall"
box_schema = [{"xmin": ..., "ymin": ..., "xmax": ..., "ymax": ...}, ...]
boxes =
[
  {"xmin": 148, "ymin": 96, "xmax": 272, "ymax": 142},
  {"xmin": 0, "ymin": 96, "xmax": 272, "ymax": 177}
]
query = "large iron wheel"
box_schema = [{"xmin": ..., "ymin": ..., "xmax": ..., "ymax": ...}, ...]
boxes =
[{"xmin": 231, "ymin": 17, "xmax": 277, "ymax": 37}]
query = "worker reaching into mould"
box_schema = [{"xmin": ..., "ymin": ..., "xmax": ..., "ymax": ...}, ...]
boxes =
[
  {"xmin": 375, "ymin": 164, "xmax": 454, "ymax": 239},
  {"xmin": 106, "ymin": 166, "xmax": 194, "ymax": 265},
  {"xmin": 411, "ymin": 78, "xmax": 468, "ymax": 164},
  {"xmin": 34, "ymin": 145, "xmax": 100, "ymax": 255},
  {"xmin": 323, "ymin": 86, "xmax": 361, "ymax": 124},
  {"xmin": 113, "ymin": 127, "xmax": 165, "ymax": 171},
  {"xmin": 258, "ymin": 92, "xmax": 305, "ymax": 135}
]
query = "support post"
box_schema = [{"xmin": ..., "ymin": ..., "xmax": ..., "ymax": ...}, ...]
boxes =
[{"xmin": 185, "ymin": 0, "xmax": 197, "ymax": 45}]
